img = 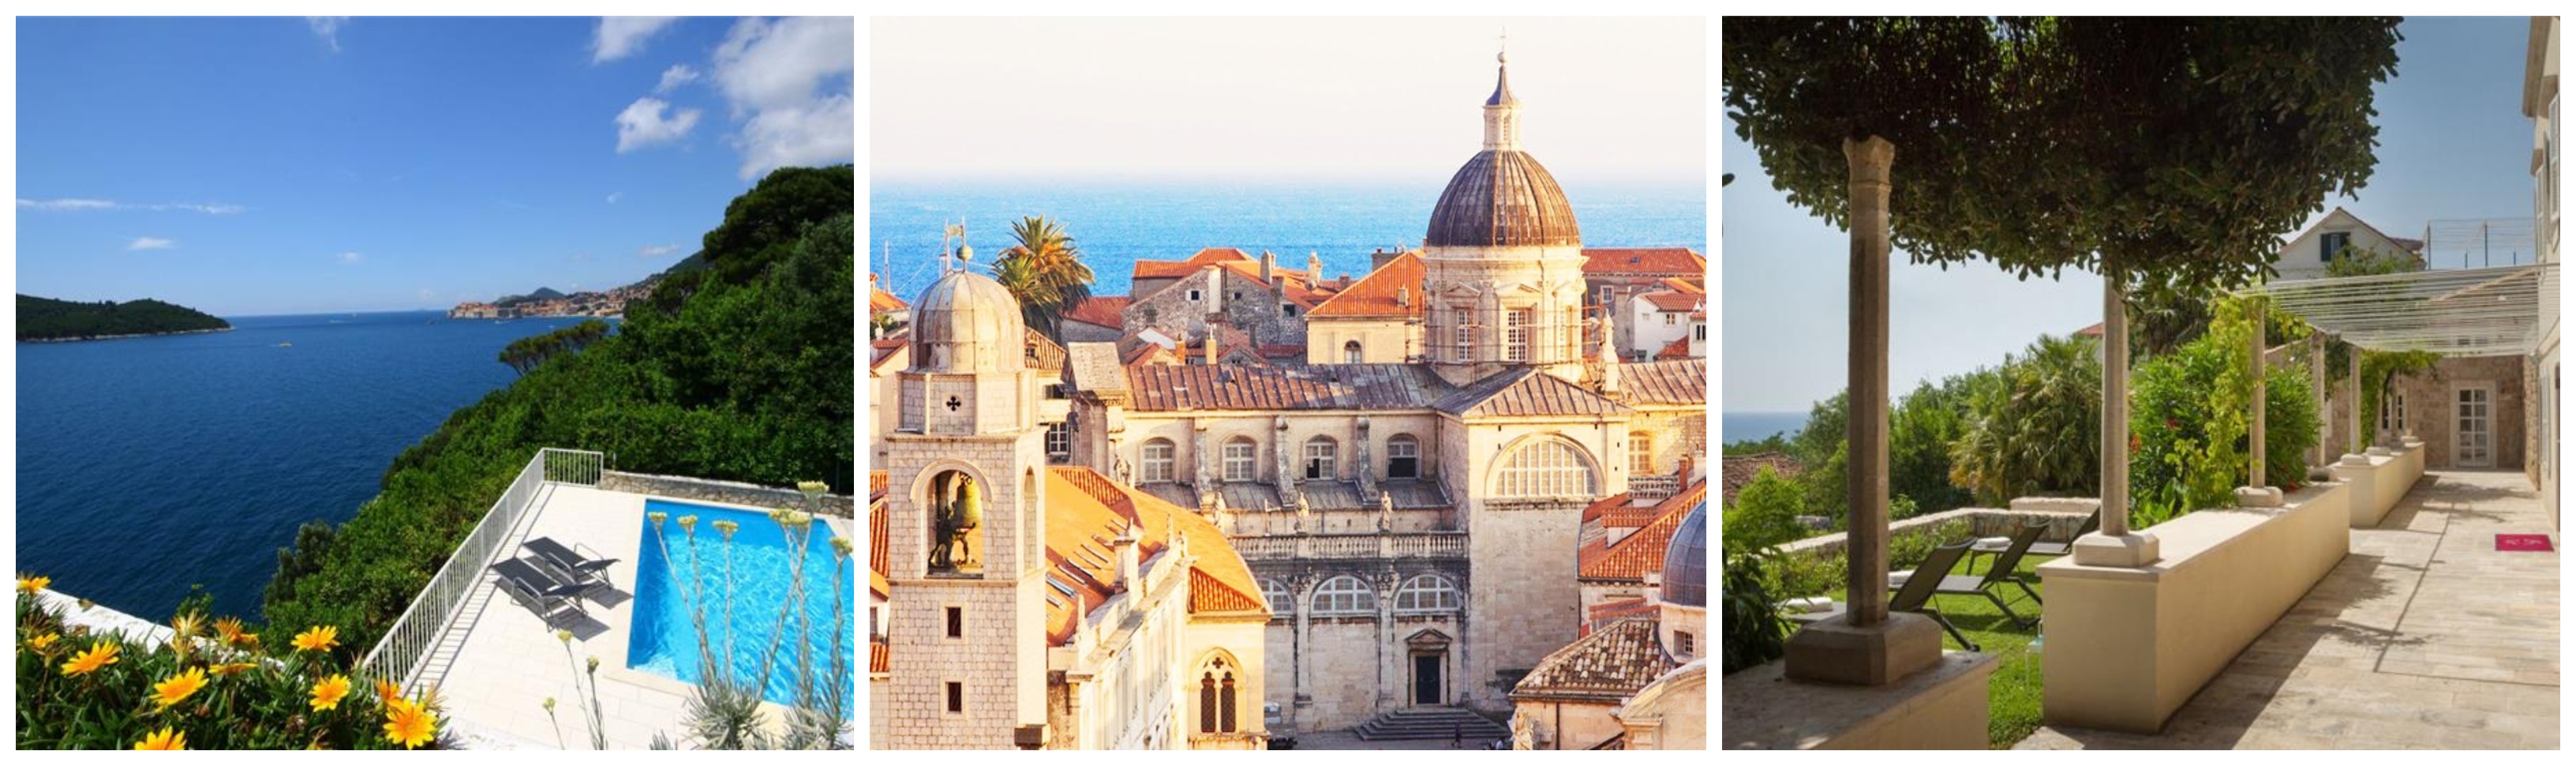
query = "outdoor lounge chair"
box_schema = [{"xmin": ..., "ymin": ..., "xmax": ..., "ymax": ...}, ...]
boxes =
[
  {"xmin": 490, "ymin": 557, "xmax": 589, "ymax": 621},
  {"xmin": 1930, "ymin": 524, "xmax": 2045, "ymax": 628},
  {"xmin": 2006, "ymin": 507, "xmax": 2099, "ymax": 558},
  {"xmin": 1790, "ymin": 539, "xmax": 1982, "ymax": 651},
  {"xmin": 522, "ymin": 536, "xmax": 619, "ymax": 591}
]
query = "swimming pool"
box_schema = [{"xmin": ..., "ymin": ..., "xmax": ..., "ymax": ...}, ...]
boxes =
[{"xmin": 626, "ymin": 499, "xmax": 855, "ymax": 715}]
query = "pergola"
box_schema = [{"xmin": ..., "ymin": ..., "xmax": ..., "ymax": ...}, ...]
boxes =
[{"xmin": 2241, "ymin": 263, "xmax": 2560, "ymax": 356}]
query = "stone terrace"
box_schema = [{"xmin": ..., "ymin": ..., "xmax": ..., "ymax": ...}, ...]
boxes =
[{"xmin": 2020, "ymin": 471, "xmax": 2558, "ymax": 749}]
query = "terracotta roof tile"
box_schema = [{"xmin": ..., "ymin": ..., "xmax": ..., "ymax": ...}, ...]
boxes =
[
  {"xmin": 1656, "ymin": 336, "xmax": 1693, "ymax": 360},
  {"xmin": 870, "ymin": 333, "xmax": 910, "ymax": 371},
  {"xmin": 1582, "ymin": 492, "xmax": 1634, "ymax": 524},
  {"xmin": 1578, "ymin": 482, "xmax": 1707, "ymax": 581},
  {"xmin": 1042, "ymin": 466, "xmax": 1267, "ymax": 646},
  {"xmin": 870, "ymin": 640, "xmax": 889, "ymax": 674},
  {"xmin": 1583, "ymin": 598, "xmax": 1660, "ymax": 635},
  {"xmin": 1509, "ymin": 618, "xmax": 1676, "ymax": 702},
  {"xmin": 1639, "ymin": 290, "xmax": 1703, "ymax": 313},
  {"xmin": 1611, "ymin": 359, "xmax": 1704, "ymax": 407},
  {"xmin": 1307, "ymin": 252, "xmax": 1427, "ymax": 318},
  {"xmin": 1126, "ymin": 363, "xmax": 1451, "ymax": 411},
  {"xmin": 1582, "ymin": 247, "xmax": 1705, "ymax": 276},
  {"xmin": 871, "ymin": 285, "xmax": 908, "ymax": 313},
  {"xmin": 1433, "ymin": 368, "xmax": 1634, "ymax": 418},
  {"xmin": 1065, "ymin": 295, "xmax": 1130, "ymax": 329},
  {"xmin": 1132, "ymin": 247, "xmax": 1254, "ymax": 280},
  {"xmin": 1720, "ymin": 453, "xmax": 1803, "ymax": 505}
]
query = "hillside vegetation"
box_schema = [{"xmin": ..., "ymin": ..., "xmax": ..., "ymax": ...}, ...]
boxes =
[
  {"xmin": 16, "ymin": 295, "xmax": 230, "ymax": 340},
  {"xmin": 261, "ymin": 164, "xmax": 855, "ymax": 648}
]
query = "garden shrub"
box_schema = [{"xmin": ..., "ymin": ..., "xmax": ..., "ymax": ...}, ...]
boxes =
[
  {"xmin": 1724, "ymin": 467, "xmax": 1810, "ymax": 551},
  {"xmin": 1950, "ymin": 334, "xmax": 2100, "ymax": 505},
  {"xmin": 2129, "ymin": 296, "xmax": 2320, "ymax": 526},
  {"xmin": 1720, "ymin": 543, "xmax": 1792, "ymax": 674}
]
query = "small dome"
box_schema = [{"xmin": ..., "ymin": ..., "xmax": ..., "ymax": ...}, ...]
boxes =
[
  {"xmin": 1659, "ymin": 501, "xmax": 1706, "ymax": 607},
  {"xmin": 1425, "ymin": 150, "xmax": 1582, "ymax": 248},
  {"xmin": 908, "ymin": 267, "xmax": 1025, "ymax": 374}
]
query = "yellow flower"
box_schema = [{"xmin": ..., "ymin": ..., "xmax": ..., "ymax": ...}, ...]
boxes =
[
  {"xmin": 212, "ymin": 617, "xmax": 244, "ymax": 644},
  {"xmin": 234, "ymin": 632, "xmax": 262, "ymax": 649},
  {"xmin": 209, "ymin": 662, "xmax": 257, "ymax": 677},
  {"xmin": 292, "ymin": 625, "xmax": 339, "ymax": 653},
  {"xmin": 374, "ymin": 677, "xmax": 402, "ymax": 706},
  {"xmin": 61, "ymin": 640, "xmax": 118, "ymax": 676},
  {"xmin": 311, "ymin": 674, "xmax": 352, "ymax": 712},
  {"xmin": 384, "ymin": 697, "xmax": 438, "ymax": 749},
  {"xmin": 133, "ymin": 726, "xmax": 186, "ymax": 750},
  {"xmin": 152, "ymin": 666, "xmax": 209, "ymax": 709},
  {"xmin": 28, "ymin": 633, "xmax": 60, "ymax": 651},
  {"xmin": 17, "ymin": 573, "xmax": 50, "ymax": 595}
]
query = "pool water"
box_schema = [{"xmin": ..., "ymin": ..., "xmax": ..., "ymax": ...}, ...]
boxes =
[{"xmin": 627, "ymin": 500, "xmax": 855, "ymax": 715}]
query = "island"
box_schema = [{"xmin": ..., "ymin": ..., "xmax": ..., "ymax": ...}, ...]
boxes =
[{"xmin": 17, "ymin": 294, "xmax": 232, "ymax": 342}]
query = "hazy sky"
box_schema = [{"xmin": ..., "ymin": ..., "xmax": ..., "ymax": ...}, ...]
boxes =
[
  {"xmin": 15, "ymin": 17, "xmax": 854, "ymax": 316},
  {"xmin": 871, "ymin": 17, "xmax": 1706, "ymax": 185},
  {"xmin": 1722, "ymin": 17, "xmax": 2542, "ymax": 413}
]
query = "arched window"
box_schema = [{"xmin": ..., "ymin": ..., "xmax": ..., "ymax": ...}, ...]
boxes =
[
  {"xmin": 1198, "ymin": 656, "xmax": 1240, "ymax": 734},
  {"xmin": 924, "ymin": 469, "xmax": 985, "ymax": 575},
  {"xmin": 1141, "ymin": 438, "xmax": 1175, "ymax": 483},
  {"xmin": 1260, "ymin": 580, "xmax": 1294, "ymax": 617},
  {"xmin": 1311, "ymin": 575, "xmax": 1376, "ymax": 615},
  {"xmin": 1492, "ymin": 437, "xmax": 1598, "ymax": 499},
  {"xmin": 1222, "ymin": 437, "xmax": 1257, "ymax": 483},
  {"xmin": 1386, "ymin": 434, "xmax": 1421, "ymax": 479},
  {"xmin": 1629, "ymin": 432, "xmax": 1654, "ymax": 475},
  {"xmin": 1303, "ymin": 436, "xmax": 1338, "ymax": 480},
  {"xmin": 1392, "ymin": 574, "xmax": 1461, "ymax": 613},
  {"xmin": 1344, "ymin": 340, "xmax": 1363, "ymax": 364}
]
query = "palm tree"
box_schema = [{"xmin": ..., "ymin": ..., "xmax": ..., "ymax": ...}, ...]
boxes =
[{"xmin": 991, "ymin": 216, "xmax": 1095, "ymax": 340}]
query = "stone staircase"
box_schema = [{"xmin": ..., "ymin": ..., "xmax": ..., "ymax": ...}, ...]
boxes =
[{"xmin": 1351, "ymin": 707, "xmax": 1509, "ymax": 742}]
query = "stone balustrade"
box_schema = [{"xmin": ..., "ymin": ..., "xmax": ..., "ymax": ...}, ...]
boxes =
[{"xmin": 1230, "ymin": 533, "xmax": 1469, "ymax": 561}]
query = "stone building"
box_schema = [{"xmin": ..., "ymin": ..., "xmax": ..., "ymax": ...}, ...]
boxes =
[
  {"xmin": 1509, "ymin": 501, "xmax": 1708, "ymax": 750},
  {"xmin": 1627, "ymin": 278, "xmax": 1705, "ymax": 362},
  {"xmin": 1583, "ymin": 248, "xmax": 1708, "ymax": 355},
  {"xmin": 2323, "ymin": 354, "xmax": 2533, "ymax": 471},
  {"xmin": 1120, "ymin": 248, "xmax": 1342, "ymax": 354},
  {"xmin": 871, "ymin": 263, "xmax": 1269, "ymax": 750}
]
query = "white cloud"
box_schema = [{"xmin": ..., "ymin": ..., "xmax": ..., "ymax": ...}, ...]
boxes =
[
  {"xmin": 127, "ymin": 237, "xmax": 176, "ymax": 251},
  {"xmin": 614, "ymin": 97, "xmax": 702, "ymax": 152},
  {"xmin": 638, "ymin": 244, "xmax": 682, "ymax": 257},
  {"xmin": 306, "ymin": 17, "xmax": 350, "ymax": 53},
  {"xmin": 593, "ymin": 17, "xmax": 680, "ymax": 63},
  {"xmin": 710, "ymin": 17, "xmax": 855, "ymax": 179},
  {"xmin": 338, "ymin": 251, "xmax": 364, "ymax": 265},
  {"xmin": 657, "ymin": 64, "xmax": 700, "ymax": 93},
  {"xmin": 19, "ymin": 198, "xmax": 243, "ymax": 214},
  {"xmin": 606, "ymin": 192, "xmax": 623, "ymax": 204}
]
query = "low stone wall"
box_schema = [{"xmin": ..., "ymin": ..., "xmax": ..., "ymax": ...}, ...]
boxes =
[
  {"xmin": 2037, "ymin": 480, "xmax": 2351, "ymax": 733},
  {"xmin": 1723, "ymin": 651, "xmax": 1996, "ymax": 749},
  {"xmin": 600, "ymin": 471, "xmax": 855, "ymax": 519},
  {"xmin": 2331, "ymin": 439, "xmax": 2424, "ymax": 528}
]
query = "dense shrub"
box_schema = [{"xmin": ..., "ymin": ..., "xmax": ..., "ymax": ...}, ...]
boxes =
[
  {"xmin": 1724, "ymin": 467, "xmax": 1810, "ymax": 551},
  {"xmin": 1720, "ymin": 544, "xmax": 1792, "ymax": 674},
  {"xmin": 2129, "ymin": 297, "xmax": 2320, "ymax": 526},
  {"xmin": 1950, "ymin": 334, "xmax": 2101, "ymax": 505}
]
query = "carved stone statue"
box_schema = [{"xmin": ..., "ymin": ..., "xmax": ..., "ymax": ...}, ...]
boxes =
[{"xmin": 1377, "ymin": 490, "xmax": 1395, "ymax": 532}]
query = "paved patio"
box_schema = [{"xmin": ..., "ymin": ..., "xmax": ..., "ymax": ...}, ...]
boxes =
[
  {"xmin": 2020, "ymin": 471, "xmax": 2559, "ymax": 749},
  {"xmin": 419, "ymin": 484, "xmax": 852, "ymax": 749}
]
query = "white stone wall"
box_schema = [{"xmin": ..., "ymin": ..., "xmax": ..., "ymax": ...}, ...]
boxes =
[
  {"xmin": 1116, "ymin": 411, "xmax": 1447, "ymax": 487},
  {"xmin": 1306, "ymin": 318, "xmax": 1423, "ymax": 364},
  {"xmin": 1420, "ymin": 243, "xmax": 1590, "ymax": 385},
  {"xmin": 1627, "ymin": 295, "xmax": 1692, "ymax": 360}
]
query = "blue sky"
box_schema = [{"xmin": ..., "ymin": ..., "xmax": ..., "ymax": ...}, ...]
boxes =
[
  {"xmin": 1722, "ymin": 17, "xmax": 2543, "ymax": 414},
  {"xmin": 15, "ymin": 17, "xmax": 852, "ymax": 316}
]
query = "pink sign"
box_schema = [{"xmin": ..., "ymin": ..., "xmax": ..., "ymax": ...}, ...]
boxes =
[{"xmin": 2496, "ymin": 534, "xmax": 2555, "ymax": 552}]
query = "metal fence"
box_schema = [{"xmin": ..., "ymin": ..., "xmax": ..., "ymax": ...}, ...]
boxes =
[{"xmin": 358, "ymin": 448, "xmax": 605, "ymax": 691}]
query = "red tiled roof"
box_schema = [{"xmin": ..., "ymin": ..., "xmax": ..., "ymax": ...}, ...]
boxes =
[
  {"xmin": 1720, "ymin": 453, "xmax": 1803, "ymax": 505},
  {"xmin": 1639, "ymin": 290, "xmax": 1702, "ymax": 313},
  {"xmin": 1043, "ymin": 466, "xmax": 1267, "ymax": 645},
  {"xmin": 870, "ymin": 640, "xmax": 889, "ymax": 674},
  {"xmin": 1612, "ymin": 359, "xmax": 1705, "ymax": 407},
  {"xmin": 1578, "ymin": 482, "xmax": 1707, "ymax": 581},
  {"xmin": 1065, "ymin": 295, "xmax": 1129, "ymax": 329},
  {"xmin": 2073, "ymin": 322, "xmax": 2106, "ymax": 338},
  {"xmin": 870, "ymin": 334, "xmax": 910, "ymax": 371},
  {"xmin": 1434, "ymin": 368, "xmax": 1634, "ymax": 418},
  {"xmin": 1132, "ymin": 247, "xmax": 1254, "ymax": 280},
  {"xmin": 1308, "ymin": 252, "xmax": 1426, "ymax": 319},
  {"xmin": 871, "ymin": 285, "xmax": 908, "ymax": 314},
  {"xmin": 1583, "ymin": 492, "xmax": 1634, "ymax": 524},
  {"xmin": 1509, "ymin": 618, "xmax": 1677, "ymax": 703},
  {"xmin": 1211, "ymin": 261, "xmax": 1334, "ymax": 307},
  {"xmin": 1128, "ymin": 363, "xmax": 1451, "ymax": 411},
  {"xmin": 1583, "ymin": 598, "xmax": 1660, "ymax": 635},
  {"xmin": 1582, "ymin": 247, "xmax": 1705, "ymax": 277},
  {"xmin": 1657, "ymin": 276, "xmax": 1705, "ymax": 295},
  {"xmin": 1656, "ymin": 336, "xmax": 1693, "ymax": 360},
  {"xmin": 1256, "ymin": 344, "xmax": 1308, "ymax": 360}
]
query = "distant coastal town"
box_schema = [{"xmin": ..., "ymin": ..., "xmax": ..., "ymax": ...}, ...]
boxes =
[{"xmin": 448, "ymin": 282, "xmax": 653, "ymax": 319}]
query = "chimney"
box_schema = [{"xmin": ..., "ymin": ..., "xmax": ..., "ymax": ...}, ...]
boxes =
[
  {"xmin": 1260, "ymin": 250, "xmax": 1275, "ymax": 285},
  {"xmin": 1208, "ymin": 267, "xmax": 1223, "ymax": 313},
  {"xmin": 1112, "ymin": 527, "xmax": 1141, "ymax": 594},
  {"xmin": 1371, "ymin": 248, "xmax": 1395, "ymax": 272},
  {"xmin": 1307, "ymin": 252, "xmax": 1323, "ymax": 290},
  {"xmin": 1203, "ymin": 334, "xmax": 1217, "ymax": 365}
]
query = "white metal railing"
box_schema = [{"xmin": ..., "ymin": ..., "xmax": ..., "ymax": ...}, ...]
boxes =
[{"xmin": 358, "ymin": 448, "xmax": 605, "ymax": 690}]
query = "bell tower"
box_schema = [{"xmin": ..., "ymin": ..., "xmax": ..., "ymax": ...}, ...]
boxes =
[{"xmin": 882, "ymin": 242, "xmax": 1054, "ymax": 749}]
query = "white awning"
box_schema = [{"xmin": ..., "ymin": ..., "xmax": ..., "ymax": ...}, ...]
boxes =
[{"xmin": 2239, "ymin": 263, "xmax": 2559, "ymax": 356}]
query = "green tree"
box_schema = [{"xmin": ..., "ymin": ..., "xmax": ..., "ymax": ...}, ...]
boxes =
[
  {"xmin": 1723, "ymin": 467, "xmax": 1810, "ymax": 551},
  {"xmin": 1949, "ymin": 334, "xmax": 2102, "ymax": 505},
  {"xmin": 1889, "ymin": 377, "xmax": 1978, "ymax": 513},
  {"xmin": 991, "ymin": 216, "xmax": 1095, "ymax": 340}
]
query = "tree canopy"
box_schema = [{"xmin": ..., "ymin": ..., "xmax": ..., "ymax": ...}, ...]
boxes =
[
  {"xmin": 17, "ymin": 295, "xmax": 229, "ymax": 340},
  {"xmin": 1724, "ymin": 17, "xmax": 2403, "ymax": 294}
]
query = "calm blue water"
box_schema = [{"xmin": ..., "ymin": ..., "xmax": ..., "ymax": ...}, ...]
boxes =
[
  {"xmin": 1723, "ymin": 411, "xmax": 1810, "ymax": 445},
  {"xmin": 868, "ymin": 180, "xmax": 1709, "ymax": 299},
  {"xmin": 14, "ymin": 311, "xmax": 601, "ymax": 619},
  {"xmin": 627, "ymin": 500, "xmax": 854, "ymax": 715}
]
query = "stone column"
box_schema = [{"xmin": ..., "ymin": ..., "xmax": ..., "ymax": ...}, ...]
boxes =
[
  {"xmin": 1782, "ymin": 137, "xmax": 1939, "ymax": 685},
  {"xmin": 1374, "ymin": 569, "xmax": 1398, "ymax": 712},
  {"xmin": 2237, "ymin": 298, "xmax": 2282, "ymax": 507},
  {"xmin": 2312, "ymin": 334, "xmax": 2328, "ymax": 467},
  {"xmin": 2349, "ymin": 344, "xmax": 2364, "ymax": 454},
  {"xmin": 1293, "ymin": 573, "xmax": 1313, "ymax": 729},
  {"xmin": 2074, "ymin": 255, "xmax": 2161, "ymax": 566}
]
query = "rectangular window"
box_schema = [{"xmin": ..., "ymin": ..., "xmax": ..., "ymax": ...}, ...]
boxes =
[
  {"xmin": 1387, "ymin": 438, "xmax": 1419, "ymax": 479},
  {"xmin": 1504, "ymin": 309, "xmax": 1531, "ymax": 362},
  {"xmin": 1304, "ymin": 441, "xmax": 1336, "ymax": 480},
  {"xmin": 1693, "ymin": 323, "xmax": 1706, "ymax": 341},
  {"xmin": 1044, "ymin": 422, "xmax": 1072, "ymax": 463},
  {"xmin": 1189, "ymin": 289, "xmax": 1203, "ymax": 302},
  {"xmin": 1222, "ymin": 441, "xmax": 1256, "ymax": 483},
  {"xmin": 945, "ymin": 682, "xmax": 964, "ymax": 713},
  {"xmin": 1451, "ymin": 309, "xmax": 1472, "ymax": 362},
  {"xmin": 1675, "ymin": 631, "xmax": 1696, "ymax": 659},
  {"xmin": 1141, "ymin": 441, "xmax": 1175, "ymax": 483},
  {"xmin": 2320, "ymin": 231, "xmax": 2350, "ymax": 263},
  {"xmin": 945, "ymin": 606, "xmax": 963, "ymax": 638},
  {"xmin": 1664, "ymin": 313, "xmax": 1677, "ymax": 325},
  {"xmin": 1597, "ymin": 285, "xmax": 1615, "ymax": 308}
]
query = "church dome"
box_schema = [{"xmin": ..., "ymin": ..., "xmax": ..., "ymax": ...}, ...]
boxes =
[
  {"xmin": 1425, "ymin": 151, "xmax": 1582, "ymax": 248},
  {"xmin": 1659, "ymin": 501, "xmax": 1706, "ymax": 608},
  {"xmin": 908, "ymin": 264, "xmax": 1025, "ymax": 374}
]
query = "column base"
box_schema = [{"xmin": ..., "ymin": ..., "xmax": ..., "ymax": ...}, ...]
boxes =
[
  {"xmin": 2072, "ymin": 531, "xmax": 2161, "ymax": 568},
  {"xmin": 1784, "ymin": 611, "xmax": 1943, "ymax": 685},
  {"xmin": 2233, "ymin": 486, "xmax": 2285, "ymax": 508}
]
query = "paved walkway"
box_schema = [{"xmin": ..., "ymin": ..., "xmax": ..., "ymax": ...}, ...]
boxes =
[{"xmin": 2020, "ymin": 471, "xmax": 2558, "ymax": 749}]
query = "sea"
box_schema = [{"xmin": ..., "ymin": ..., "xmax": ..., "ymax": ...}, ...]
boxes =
[
  {"xmin": 867, "ymin": 180, "xmax": 1709, "ymax": 298},
  {"xmin": 14, "ymin": 311, "xmax": 601, "ymax": 620},
  {"xmin": 1722, "ymin": 411, "xmax": 1811, "ymax": 445}
]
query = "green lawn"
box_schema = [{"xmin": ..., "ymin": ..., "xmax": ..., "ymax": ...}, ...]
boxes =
[{"xmin": 1825, "ymin": 554, "xmax": 2049, "ymax": 749}]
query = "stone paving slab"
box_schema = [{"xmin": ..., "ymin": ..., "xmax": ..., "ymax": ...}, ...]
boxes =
[{"xmin": 2018, "ymin": 471, "xmax": 2557, "ymax": 750}]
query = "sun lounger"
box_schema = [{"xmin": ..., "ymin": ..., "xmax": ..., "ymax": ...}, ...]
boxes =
[
  {"xmin": 1935, "ymin": 524, "xmax": 2045, "ymax": 628},
  {"xmin": 522, "ymin": 536, "xmax": 619, "ymax": 590},
  {"xmin": 490, "ymin": 557, "xmax": 589, "ymax": 621},
  {"xmin": 1791, "ymin": 539, "xmax": 1983, "ymax": 651}
]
